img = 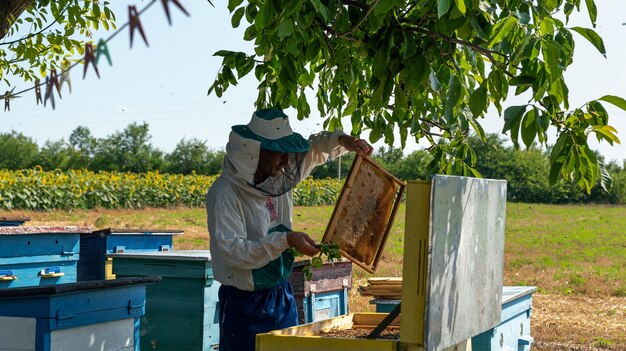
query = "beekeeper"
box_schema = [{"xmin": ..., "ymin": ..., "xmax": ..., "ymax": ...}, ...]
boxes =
[{"xmin": 206, "ymin": 107, "xmax": 373, "ymax": 351}]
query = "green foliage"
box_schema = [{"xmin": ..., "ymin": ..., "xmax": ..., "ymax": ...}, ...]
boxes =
[
  {"xmin": 0, "ymin": 131, "xmax": 38, "ymax": 169},
  {"xmin": 164, "ymin": 138, "xmax": 225, "ymax": 175},
  {"xmin": 210, "ymin": 0, "xmax": 621, "ymax": 192},
  {"xmin": 0, "ymin": 0, "xmax": 116, "ymax": 85},
  {"xmin": 292, "ymin": 242, "xmax": 342, "ymax": 280}
]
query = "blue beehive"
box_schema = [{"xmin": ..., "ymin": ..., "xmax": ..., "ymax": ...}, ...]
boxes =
[
  {"xmin": 371, "ymin": 286, "xmax": 536, "ymax": 350},
  {"xmin": 0, "ymin": 276, "xmax": 160, "ymax": 351},
  {"xmin": 0, "ymin": 216, "xmax": 30, "ymax": 226},
  {"xmin": 109, "ymin": 250, "xmax": 220, "ymax": 350},
  {"xmin": 472, "ymin": 286, "xmax": 536, "ymax": 351},
  {"xmin": 0, "ymin": 226, "xmax": 88, "ymax": 288},
  {"xmin": 287, "ymin": 259, "xmax": 352, "ymax": 324},
  {"xmin": 78, "ymin": 227, "xmax": 183, "ymax": 281}
]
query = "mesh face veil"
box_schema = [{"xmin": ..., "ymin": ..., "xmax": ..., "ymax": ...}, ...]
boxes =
[{"xmin": 249, "ymin": 152, "xmax": 306, "ymax": 197}]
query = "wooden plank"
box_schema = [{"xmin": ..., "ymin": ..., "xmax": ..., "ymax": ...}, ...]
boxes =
[
  {"xmin": 400, "ymin": 181, "xmax": 430, "ymax": 346},
  {"xmin": 257, "ymin": 334, "xmax": 397, "ymax": 351}
]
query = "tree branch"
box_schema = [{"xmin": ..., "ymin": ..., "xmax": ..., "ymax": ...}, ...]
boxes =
[
  {"xmin": 404, "ymin": 25, "xmax": 515, "ymax": 78},
  {"xmin": 336, "ymin": 0, "xmax": 379, "ymax": 38}
]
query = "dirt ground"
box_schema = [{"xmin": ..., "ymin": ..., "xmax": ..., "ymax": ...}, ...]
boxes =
[{"xmin": 532, "ymin": 294, "xmax": 626, "ymax": 351}]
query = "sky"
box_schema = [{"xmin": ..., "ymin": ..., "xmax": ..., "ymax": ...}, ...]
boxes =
[{"xmin": 2, "ymin": 0, "xmax": 626, "ymax": 163}]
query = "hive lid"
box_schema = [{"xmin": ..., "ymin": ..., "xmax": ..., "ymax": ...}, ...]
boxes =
[
  {"xmin": 0, "ymin": 216, "xmax": 31, "ymax": 222},
  {"xmin": 107, "ymin": 249, "xmax": 211, "ymax": 261},
  {"xmin": 321, "ymin": 155, "xmax": 405, "ymax": 274},
  {"xmin": 0, "ymin": 226, "xmax": 92, "ymax": 235},
  {"xmin": 90, "ymin": 228, "xmax": 184, "ymax": 235},
  {"xmin": 0, "ymin": 276, "xmax": 161, "ymax": 298}
]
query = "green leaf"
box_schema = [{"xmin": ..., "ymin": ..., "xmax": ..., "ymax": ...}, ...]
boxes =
[
  {"xmin": 592, "ymin": 125, "xmax": 620, "ymax": 145},
  {"xmin": 277, "ymin": 20, "xmax": 294, "ymax": 40},
  {"xmin": 309, "ymin": 0, "xmax": 330, "ymax": 21},
  {"xmin": 469, "ymin": 85, "xmax": 487, "ymax": 117},
  {"xmin": 228, "ymin": 0, "xmax": 244, "ymax": 12},
  {"xmin": 521, "ymin": 108, "xmax": 537, "ymax": 148},
  {"xmin": 598, "ymin": 161, "xmax": 612, "ymax": 192},
  {"xmin": 585, "ymin": 0, "xmax": 597, "ymax": 27},
  {"xmin": 502, "ymin": 105, "xmax": 527, "ymax": 147},
  {"xmin": 571, "ymin": 27, "xmax": 606, "ymax": 57},
  {"xmin": 454, "ymin": 0, "xmax": 466, "ymax": 14},
  {"xmin": 542, "ymin": 40, "xmax": 562, "ymax": 79},
  {"xmin": 438, "ymin": 0, "xmax": 453, "ymax": 18},
  {"xmin": 508, "ymin": 75, "xmax": 535, "ymax": 87},
  {"xmin": 489, "ymin": 17, "xmax": 518, "ymax": 47},
  {"xmin": 374, "ymin": 0, "xmax": 398, "ymax": 15},
  {"xmin": 445, "ymin": 75, "xmax": 462, "ymax": 119},
  {"xmin": 598, "ymin": 95, "xmax": 626, "ymax": 111},
  {"xmin": 231, "ymin": 7, "xmax": 245, "ymax": 28}
]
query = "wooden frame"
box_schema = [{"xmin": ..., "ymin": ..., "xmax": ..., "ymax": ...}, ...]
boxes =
[{"xmin": 322, "ymin": 155, "xmax": 405, "ymax": 273}]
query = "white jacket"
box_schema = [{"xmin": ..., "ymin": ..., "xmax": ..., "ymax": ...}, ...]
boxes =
[{"xmin": 206, "ymin": 130, "xmax": 348, "ymax": 291}]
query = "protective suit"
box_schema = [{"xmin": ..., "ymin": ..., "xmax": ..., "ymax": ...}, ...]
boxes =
[{"xmin": 206, "ymin": 108, "xmax": 349, "ymax": 351}]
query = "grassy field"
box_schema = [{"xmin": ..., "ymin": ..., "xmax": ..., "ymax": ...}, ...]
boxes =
[{"xmin": 2, "ymin": 202, "xmax": 625, "ymax": 349}]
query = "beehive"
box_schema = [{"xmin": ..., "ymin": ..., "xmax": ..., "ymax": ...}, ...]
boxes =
[
  {"xmin": 0, "ymin": 226, "xmax": 89, "ymax": 288},
  {"xmin": 0, "ymin": 276, "xmax": 159, "ymax": 351},
  {"xmin": 259, "ymin": 175, "xmax": 508, "ymax": 351},
  {"xmin": 288, "ymin": 259, "xmax": 352, "ymax": 324},
  {"xmin": 78, "ymin": 227, "xmax": 183, "ymax": 281},
  {"xmin": 0, "ymin": 216, "xmax": 30, "ymax": 226},
  {"xmin": 109, "ymin": 250, "xmax": 220, "ymax": 350}
]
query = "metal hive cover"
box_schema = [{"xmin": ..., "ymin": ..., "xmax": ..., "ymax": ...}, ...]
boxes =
[{"xmin": 425, "ymin": 175, "xmax": 507, "ymax": 351}]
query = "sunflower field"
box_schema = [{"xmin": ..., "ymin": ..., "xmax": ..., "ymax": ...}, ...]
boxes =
[{"xmin": 0, "ymin": 168, "xmax": 343, "ymax": 210}]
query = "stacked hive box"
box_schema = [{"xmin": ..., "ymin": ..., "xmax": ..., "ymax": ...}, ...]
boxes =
[
  {"xmin": 0, "ymin": 226, "xmax": 88, "ymax": 288},
  {"xmin": 0, "ymin": 277, "xmax": 159, "ymax": 351},
  {"xmin": 77, "ymin": 228, "xmax": 183, "ymax": 281},
  {"xmin": 0, "ymin": 216, "xmax": 30, "ymax": 226},
  {"xmin": 109, "ymin": 250, "xmax": 220, "ymax": 350},
  {"xmin": 287, "ymin": 259, "xmax": 352, "ymax": 324}
]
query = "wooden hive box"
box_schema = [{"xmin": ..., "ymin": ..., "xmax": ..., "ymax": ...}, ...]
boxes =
[
  {"xmin": 0, "ymin": 276, "xmax": 159, "ymax": 351},
  {"xmin": 288, "ymin": 259, "xmax": 352, "ymax": 324},
  {"xmin": 0, "ymin": 226, "xmax": 90, "ymax": 288},
  {"xmin": 322, "ymin": 155, "xmax": 405, "ymax": 273},
  {"xmin": 78, "ymin": 228, "xmax": 183, "ymax": 281},
  {"xmin": 0, "ymin": 216, "xmax": 31, "ymax": 226},
  {"xmin": 109, "ymin": 250, "xmax": 220, "ymax": 350}
]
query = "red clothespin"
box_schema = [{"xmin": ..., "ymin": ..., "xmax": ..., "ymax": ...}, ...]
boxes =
[
  {"xmin": 44, "ymin": 76, "xmax": 56, "ymax": 110},
  {"xmin": 161, "ymin": 0, "xmax": 190, "ymax": 25},
  {"xmin": 129, "ymin": 6, "xmax": 149, "ymax": 48},
  {"xmin": 95, "ymin": 38, "xmax": 113, "ymax": 66},
  {"xmin": 60, "ymin": 67, "xmax": 72, "ymax": 93},
  {"xmin": 83, "ymin": 43, "xmax": 100, "ymax": 79},
  {"xmin": 35, "ymin": 79, "xmax": 43, "ymax": 105},
  {"xmin": 49, "ymin": 69, "xmax": 62, "ymax": 98},
  {"xmin": 2, "ymin": 88, "xmax": 20, "ymax": 112}
]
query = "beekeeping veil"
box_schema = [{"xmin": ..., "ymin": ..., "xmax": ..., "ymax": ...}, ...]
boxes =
[{"xmin": 230, "ymin": 108, "xmax": 310, "ymax": 197}]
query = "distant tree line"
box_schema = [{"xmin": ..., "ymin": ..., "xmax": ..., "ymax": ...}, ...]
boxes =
[
  {"xmin": 1, "ymin": 123, "xmax": 625, "ymax": 204},
  {"xmin": 0, "ymin": 123, "xmax": 225, "ymax": 175}
]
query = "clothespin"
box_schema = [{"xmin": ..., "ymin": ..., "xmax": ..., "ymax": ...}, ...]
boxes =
[
  {"xmin": 83, "ymin": 43, "xmax": 100, "ymax": 79},
  {"xmin": 129, "ymin": 6, "xmax": 149, "ymax": 48},
  {"xmin": 95, "ymin": 38, "xmax": 112, "ymax": 66},
  {"xmin": 35, "ymin": 79, "xmax": 43, "ymax": 105},
  {"xmin": 161, "ymin": 0, "xmax": 190, "ymax": 25},
  {"xmin": 49, "ymin": 69, "xmax": 62, "ymax": 98},
  {"xmin": 60, "ymin": 67, "xmax": 72, "ymax": 93},
  {"xmin": 2, "ymin": 88, "xmax": 20, "ymax": 112},
  {"xmin": 44, "ymin": 76, "xmax": 56, "ymax": 110}
]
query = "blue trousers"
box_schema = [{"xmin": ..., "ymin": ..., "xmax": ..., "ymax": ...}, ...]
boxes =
[{"xmin": 218, "ymin": 280, "xmax": 298, "ymax": 351}]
